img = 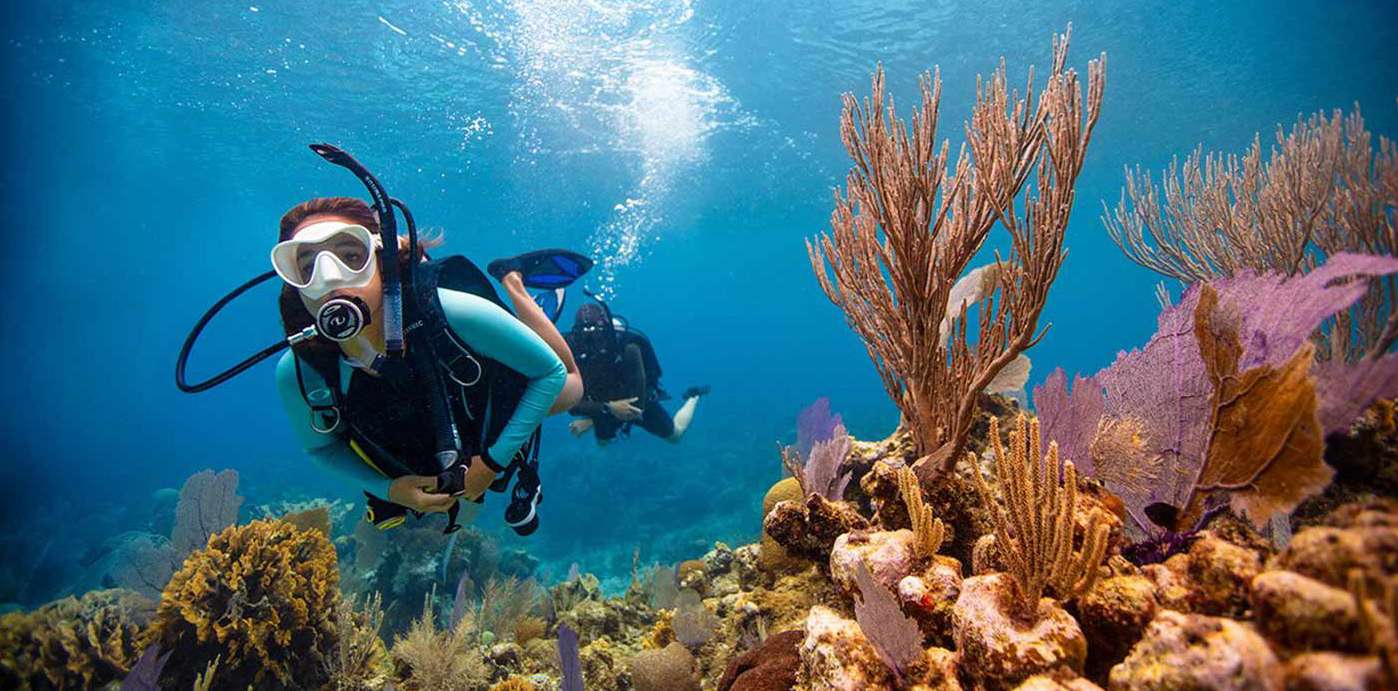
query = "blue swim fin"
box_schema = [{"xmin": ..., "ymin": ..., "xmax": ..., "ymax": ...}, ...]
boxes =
[
  {"xmin": 488, "ymin": 249, "xmax": 594, "ymax": 290},
  {"xmin": 533, "ymin": 287, "xmax": 568, "ymax": 323}
]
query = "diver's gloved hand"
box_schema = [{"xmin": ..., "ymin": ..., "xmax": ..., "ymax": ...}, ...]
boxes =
[{"xmin": 388, "ymin": 475, "xmax": 457, "ymax": 514}]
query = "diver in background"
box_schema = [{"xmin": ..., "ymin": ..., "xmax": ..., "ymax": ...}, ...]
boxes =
[
  {"xmin": 272, "ymin": 196, "xmax": 588, "ymax": 534},
  {"xmin": 565, "ymin": 300, "xmax": 708, "ymax": 444}
]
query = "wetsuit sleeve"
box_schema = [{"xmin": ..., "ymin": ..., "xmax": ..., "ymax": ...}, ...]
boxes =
[
  {"xmin": 439, "ymin": 288, "xmax": 566, "ymax": 467},
  {"xmin": 275, "ymin": 352, "xmax": 391, "ymax": 491},
  {"xmin": 621, "ymin": 343, "xmax": 647, "ymax": 401}
]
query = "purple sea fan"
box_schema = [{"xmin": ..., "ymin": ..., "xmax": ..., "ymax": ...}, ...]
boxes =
[
  {"xmin": 1036, "ymin": 252, "xmax": 1398, "ymax": 534},
  {"xmin": 783, "ymin": 423, "xmax": 853, "ymax": 500},
  {"xmin": 796, "ymin": 397, "xmax": 844, "ymax": 461},
  {"xmin": 558, "ymin": 624, "xmax": 584, "ymax": 691},
  {"xmin": 853, "ymin": 561, "xmax": 922, "ymax": 682},
  {"xmin": 120, "ymin": 645, "xmax": 171, "ymax": 691}
]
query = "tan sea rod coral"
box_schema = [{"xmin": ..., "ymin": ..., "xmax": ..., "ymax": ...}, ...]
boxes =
[{"xmin": 807, "ymin": 26, "xmax": 1104, "ymax": 479}]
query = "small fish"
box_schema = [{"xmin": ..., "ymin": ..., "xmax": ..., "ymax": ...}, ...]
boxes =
[{"xmin": 1143, "ymin": 502, "xmax": 1181, "ymax": 531}]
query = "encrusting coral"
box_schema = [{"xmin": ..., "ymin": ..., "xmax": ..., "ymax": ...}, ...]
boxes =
[
  {"xmin": 142, "ymin": 517, "xmax": 340, "ymax": 690},
  {"xmin": 969, "ymin": 415, "xmax": 1109, "ymax": 612}
]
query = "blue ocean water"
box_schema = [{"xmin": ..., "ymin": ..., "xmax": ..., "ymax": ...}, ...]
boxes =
[{"xmin": 1, "ymin": 0, "xmax": 1395, "ymax": 601}]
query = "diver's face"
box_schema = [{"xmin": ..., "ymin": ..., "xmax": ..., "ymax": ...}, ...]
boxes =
[
  {"xmin": 292, "ymin": 214, "xmax": 383, "ymax": 315},
  {"xmin": 574, "ymin": 322, "xmax": 613, "ymax": 358}
]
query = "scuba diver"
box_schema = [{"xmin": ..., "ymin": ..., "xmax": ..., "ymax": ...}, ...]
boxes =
[
  {"xmin": 177, "ymin": 144, "xmax": 591, "ymax": 535},
  {"xmin": 564, "ymin": 299, "xmax": 708, "ymax": 444}
]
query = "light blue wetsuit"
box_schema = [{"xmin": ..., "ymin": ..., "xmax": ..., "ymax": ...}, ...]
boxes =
[{"xmin": 275, "ymin": 288, "xmax": 566, "ymax": 496}]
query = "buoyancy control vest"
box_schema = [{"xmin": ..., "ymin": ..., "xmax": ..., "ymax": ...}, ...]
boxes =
[{"xmin": 292, "ymin": 256, "xmax": 541, "ymax": 526}]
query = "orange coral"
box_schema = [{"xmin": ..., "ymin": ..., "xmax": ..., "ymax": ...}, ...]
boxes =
[
  {"xmin": 143, "ymin": 518, "xmax": 341, "ymax": 689},
  {"xmin": 490, "ymin": 677, "xmax": 538, "ymax": 691},
  {"xmin": 0, "ymin": 588, "xmax": 153, "ymax": 690}
]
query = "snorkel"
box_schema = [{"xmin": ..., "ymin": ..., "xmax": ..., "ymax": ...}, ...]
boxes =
[
  {"xmin": 176, "ymin": 143, "xmax": 421, "ymax": 392},
  {"xmin": 307, "ymin": 144, "xmax": 411, "ymax": 359}
]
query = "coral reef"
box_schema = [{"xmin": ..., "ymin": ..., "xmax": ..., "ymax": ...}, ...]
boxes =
[
  {"xmin": 953, "ymin": 573, "xmax": 1088, "ymax": 689},
  {"xmin": 0, "ymin": 588, "xmax": 153, "ymax": 690},
  {"xmin": 143, "ymin": 518, "xmax": 339, "ymax": 689}
]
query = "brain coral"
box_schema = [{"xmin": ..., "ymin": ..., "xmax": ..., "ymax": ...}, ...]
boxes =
[
  {"xmin": 0, "ymin": 588, "xmax": 154, "ymax": 690},
  {"xmin": 143, "ymin": 518, "xmax": 340, "ymax": 690}
]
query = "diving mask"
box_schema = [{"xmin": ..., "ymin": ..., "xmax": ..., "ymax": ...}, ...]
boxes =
[{"xmin": 270, "ymin": 221, "xmax": 381, "ymax": 300}]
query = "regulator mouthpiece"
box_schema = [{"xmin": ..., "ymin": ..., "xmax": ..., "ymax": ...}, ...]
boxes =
[{"xmin": 316, "ymin": 295, "xmax": 371, "ymax": 342}]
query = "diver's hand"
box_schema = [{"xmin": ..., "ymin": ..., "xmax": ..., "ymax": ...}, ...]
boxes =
[
  {"xmin": 607, "ymin": 398, "xmax": 642, "ymax": 420},
  {"xmin": 388, "ymin": 475, "xmax": 456, "ymax": 514},
  {"xmin": 570, "ymin": 418, "xmax": 595, "ymax": 436}
]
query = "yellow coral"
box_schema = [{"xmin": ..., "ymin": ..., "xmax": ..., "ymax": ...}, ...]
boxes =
[
  {"xmin": 391, "ymin": 593, "xmax": 490, "ymax": 691},
  {"xmin": 643, "ymin": 609, "xmax": 676, "ymax": 649},
  {"xmin": 760, "ymin": 477, "xmax": 804, "ymax": 571},
  {"xmin": 897, "ymin": 465, "xmax": 945, "ymax": 560},
  {"xmin": 0, "ymin": 588, "xmax": 153, "ymax": 690},
  {"xmin": 969, "ymin": 416, "xmax": 1110, "ymax": 612},
  {"xmin": 513, "ymin": 616, "xmax": 547, "ymax": 646},
  {"xmin": 490, "ymin": 677, "xmax": 538, "ymax": 691},
  {"xmin": 144, "ymin": 518, "xmax": 341, "ymax": 689}
]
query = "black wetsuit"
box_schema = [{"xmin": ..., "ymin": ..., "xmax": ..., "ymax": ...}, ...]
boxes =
[{"xmin": 568, "ymin": 340, "xmax": 674, "ymax": 441}]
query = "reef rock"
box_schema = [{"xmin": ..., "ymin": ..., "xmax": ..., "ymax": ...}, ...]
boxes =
[
  {"xmin": 897, "ymin": 558, "xmax": 963, "ymax": 647},
  {"xmin": 1270, "ymin": 502, "xmax": 1398, "ymax": 592},
  {"xmin": 973, "ymin": 534, "xmax": 1008, "ymax": 576},
  {"xmin": 1139, "ymin": 555, "xmax": 1193, "ymax": 613},
  {"xmin": 859, "ymin": 458, "xmax": 910, "ymax": 529},
  {"xmin": 829, "ymin": 529, "xmax": 916, "ymax": 594},
  {"xmin": 1186, "ymin": 531, "xmax": 1262, "ymax": 617},
  {"xmin": 1282, "ymin": 652, "xmax": 1386, "ymax": 691},
  {"xmin": 1076, "ymin": 575, "xmax": 1157, "ymax": 680},
  {"xmin": 797, "ymin": 605, "xmax": 895, "ymax": 690},
  {"xmin": 1107, "ymin": 610, "xmax": 1281, "ymax": 691},
  {"xmin": 910, "ymin": 647, "xmax": 963, "ymax": 690},
  {"xmin": 732, "ymin": 544, "xmax": 764, "ymax": 590},
  {"xmin": 717, "ymin": 629, "xmax": 803, "ymax": 691},
  {"xmin": 764, "ymin": 495, "xmax": 869, "ymax": 563},
  {"xmin": 952, "ymin": 574, "xmax": 1087, "ymax": 690},
  {"xmin": 1013, "ymin": 673, "xmax": 1104, "ymax": 690},
  {"xmin": 1249, "ymin": 570, "xmax": 1365, "ymax": 653},
  {"xmin": 557, "ymin": 598, "xmax": 624, "ymax": 642}
]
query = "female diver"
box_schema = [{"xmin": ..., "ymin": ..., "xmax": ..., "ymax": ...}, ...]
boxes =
[{"xmin": 271, "ymin": 195, "xmax": 586, "ymax": 535}]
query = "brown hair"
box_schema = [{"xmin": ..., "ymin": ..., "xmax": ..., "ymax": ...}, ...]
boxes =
[{"xmin": 276, "ymin": 197, "xmax": 438, "ymax": 364}]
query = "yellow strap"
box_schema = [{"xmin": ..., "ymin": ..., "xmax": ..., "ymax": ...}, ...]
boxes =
[{"xmin": 349, "ymin": 439, "xmax": 390, "ymax": 478}]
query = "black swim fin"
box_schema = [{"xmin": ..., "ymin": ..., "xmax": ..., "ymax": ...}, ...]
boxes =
[{"xmin": 488, "ymin": 249, "xmax": 594, "ymax": 290}]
